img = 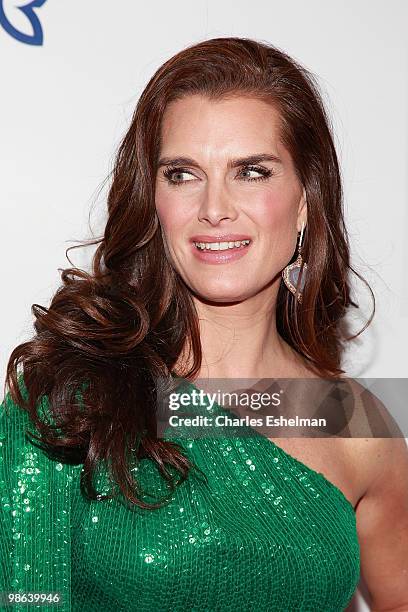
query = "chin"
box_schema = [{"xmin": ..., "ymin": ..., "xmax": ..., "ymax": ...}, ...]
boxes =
[{"xmin": 192, "ymin": 286, "xmax": 252, "ymax": 304}]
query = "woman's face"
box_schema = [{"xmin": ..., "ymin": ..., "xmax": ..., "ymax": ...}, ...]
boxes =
[{"xmin": 155, "ymin": 94, "xmax": 307, "ymax": 303}]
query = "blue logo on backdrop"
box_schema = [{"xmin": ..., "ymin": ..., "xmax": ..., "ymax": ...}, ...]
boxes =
[{"xmin": 0, "ymin": 0, "xmax": 47, "ymax": 46}]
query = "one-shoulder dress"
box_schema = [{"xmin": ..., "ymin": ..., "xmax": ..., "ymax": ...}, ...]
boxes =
[{"xmin": 0, "ymin": 377, "xmax": 360, "ymax": 611}]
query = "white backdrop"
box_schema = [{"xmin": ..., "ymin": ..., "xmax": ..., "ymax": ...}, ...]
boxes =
[{"xmin": 1, "ymin": 2, "xmax": 407, "ymax": 610}]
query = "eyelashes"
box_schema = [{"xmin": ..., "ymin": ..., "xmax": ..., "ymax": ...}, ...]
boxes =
[{"xmin": 162, "ymin": 165, "xmax": 273, "ymax": 187}]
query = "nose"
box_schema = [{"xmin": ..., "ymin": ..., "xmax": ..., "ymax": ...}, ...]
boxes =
[{"xmin": 197, "ymin": 177, "xmax": 238, "ymax": 225}]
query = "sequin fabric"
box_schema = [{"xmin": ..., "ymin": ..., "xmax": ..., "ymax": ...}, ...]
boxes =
[{"xmin": 0, "ymin": 378, "xmax": 360, "ymax": 611}]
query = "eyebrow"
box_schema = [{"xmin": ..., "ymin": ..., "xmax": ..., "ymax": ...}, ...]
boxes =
[{"xmin": 157, "ymin": 153, "xmax": 283, "ymax": 169}]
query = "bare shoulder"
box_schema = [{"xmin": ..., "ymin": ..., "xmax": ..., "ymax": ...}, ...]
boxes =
[
  {"xmin": 341, "ymin": 436, "xmax": 408, "ymax": 504},
  {"xmin": 339, "ymin": 378, "xmax": 407, "ymax": 501}
]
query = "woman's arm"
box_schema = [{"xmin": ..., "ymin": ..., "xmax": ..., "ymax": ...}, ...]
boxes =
[
  {"xmin": 0, "ymin": 398, "xmax": 14, "ymax": 604},
  {"xmin": 355, "ymin": 436, "xmax": 408, "ymax": 612},
  {"xmin": 0, "ymin": 388, "xmax": 74, "ymax": 612}
]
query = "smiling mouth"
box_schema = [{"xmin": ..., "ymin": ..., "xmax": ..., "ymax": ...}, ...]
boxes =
[{"xmin": 193, "ymin": 239, "xmax": 251, "ymax": 251}]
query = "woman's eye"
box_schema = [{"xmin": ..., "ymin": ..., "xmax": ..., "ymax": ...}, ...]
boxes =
[
  {"xmin": 238, "ymin": 166, "xmax": 272, "ymax": 181},
  {"xmin": 241, "ymin": 169, "xmax": 261, "ymax": 178},
  {"xmin": 163, "ymin": 167, "xmax": 196, "ymax": 185}
]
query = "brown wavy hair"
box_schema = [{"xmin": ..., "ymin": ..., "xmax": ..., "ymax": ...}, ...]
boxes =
[{"xmin": 3, "ymin": 36, "xmax": 374, "ymax": 508}]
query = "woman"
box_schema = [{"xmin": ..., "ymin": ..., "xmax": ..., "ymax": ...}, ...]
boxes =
[{"xmin": 1, "ymin": 37, "xmax": 408, "ymax": 612}]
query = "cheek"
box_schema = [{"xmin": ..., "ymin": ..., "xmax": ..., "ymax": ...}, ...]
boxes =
[
  {"xmin": 252, "ymin": 191, "xmax": 297, "ymax": 234},
  {"xmin": 156, "ymin": 181, "xmax": 200, "ymax": 223},
  {"xmin": 250, "ymin": 191, "xmax": 299, "ymax": 267},
  {"xmin": 155, "ymin": 192, "xmax": 191, "ymax": 249}
]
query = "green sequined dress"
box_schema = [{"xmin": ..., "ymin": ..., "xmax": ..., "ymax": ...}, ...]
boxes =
[{"xmin": 0, "ymin": 377, "xmax": 360, "ymax": 611}]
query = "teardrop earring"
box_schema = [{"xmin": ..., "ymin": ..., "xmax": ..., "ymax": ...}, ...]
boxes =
[{"xmin": 282, "ymin": 221, "xmax": 307, "ymax": 303}]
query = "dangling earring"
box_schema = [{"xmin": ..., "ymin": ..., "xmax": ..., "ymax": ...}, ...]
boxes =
[{"xmin": 282, "ymin": 221, "xmax": 307, "ymax": 303}]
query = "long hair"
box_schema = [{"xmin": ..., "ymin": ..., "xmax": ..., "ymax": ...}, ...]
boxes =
[{"xmin": 3, "ymin": 37, "xmax": 374, "ymax": 508}]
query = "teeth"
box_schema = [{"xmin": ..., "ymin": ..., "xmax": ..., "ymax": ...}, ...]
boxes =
[{"xmin": 193, "ymin": 239, "xmax": 251, "ymax": 251}]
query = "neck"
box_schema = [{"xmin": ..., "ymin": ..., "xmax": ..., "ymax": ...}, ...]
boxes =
[{"xmin": 177, "ymin": 289, "xmax": 313, "ymax": 380}]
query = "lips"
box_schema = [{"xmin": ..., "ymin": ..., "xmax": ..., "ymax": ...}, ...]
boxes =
[
  {"xmin": 190, "ymin": 234, "xmax": 251, "ymax": 243},
  {"xmin": 190, "ymin": 236, "xmax": 252, "ymax": 265}
]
